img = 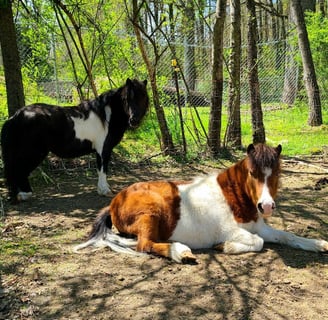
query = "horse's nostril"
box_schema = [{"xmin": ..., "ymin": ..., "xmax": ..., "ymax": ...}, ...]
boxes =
[{"xmin": 257, "ymin": 203, "xmax": 263, "ymax": 213}]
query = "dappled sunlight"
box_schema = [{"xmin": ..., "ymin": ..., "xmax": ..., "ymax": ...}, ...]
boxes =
[{"xmin": 1, "ymin": 160, "xmax": 327, "ymax": 319}]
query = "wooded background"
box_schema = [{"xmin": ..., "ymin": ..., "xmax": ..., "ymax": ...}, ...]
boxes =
[{"xmin": 0, "ymin": 0, "xmax": 327, "ymax": 156}]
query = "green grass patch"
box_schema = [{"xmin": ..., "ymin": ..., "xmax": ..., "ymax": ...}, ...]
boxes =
[
  {"xmin": 0, "ymin": 238, "xmax": 41, "ymax": 257},
  {"xmin": 118, "ymin": 103, "xmax": 328, "ymax": 160},
  {"xmin": 1, "ymin": 79, "xmax": 327, "ymax": 159}
]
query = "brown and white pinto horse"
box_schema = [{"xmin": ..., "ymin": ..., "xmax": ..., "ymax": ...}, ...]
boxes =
[{"xmin": 75, "ymin": 144, "xmax": 328, "ymax": 263}]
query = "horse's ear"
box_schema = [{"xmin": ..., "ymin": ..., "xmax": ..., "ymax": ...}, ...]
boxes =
[
  {"xmin": 143, "ymin": 80, "xmax": 147, "ymax": 86},
  {"xmin": 247, "ymin": 143, "xmax": 255, "ymax": 154},
  {"xmin": 276, "ymin": 144, "xmax": 282, "ymax": 156},
  {"xmin": 126, "ymin": 78, "xmax": 132, "ymax": 86}
]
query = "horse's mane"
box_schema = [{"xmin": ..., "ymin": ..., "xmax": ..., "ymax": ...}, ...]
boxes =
[{"xmin": 247, "ymin": 144, "xmax": 281, "ymax": 170}]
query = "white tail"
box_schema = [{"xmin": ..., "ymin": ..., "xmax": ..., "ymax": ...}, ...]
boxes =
[{"xmin": 73, "ymin": 228, "xmax": 141, "ymax": 255}]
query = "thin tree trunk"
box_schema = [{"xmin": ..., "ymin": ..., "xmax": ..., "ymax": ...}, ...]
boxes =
[
  {"xmin": 182, "ymin": 0, "xmax": 196, "ymax": 97},
  {"xmin": 226, "ymin": 0, "xmax": 242, "ymax": 147},
  {"xmin": 290, "ymin": 0, "xmax": 322, "ymax": 126},
  {"xmin": 130, "ymin": 0, "xmax": 175, "ymax": 155},
  {"xmin": 54, "ymin": 0, "xmax": 98, "ymax": 98},
  {"xmin": 0, "ymin": 3, "xmax": 25, "ymax": 116},
  {"xmin": 54, "ymin": 5, "xmax": 84, "ymax": 100},
  {"xmin": 246, "ymin": 0, "xmax": 266, "ymax": 144},
  {"xmin": 208, "ymin": 0, "xmax": 227, "ymax": 156}
]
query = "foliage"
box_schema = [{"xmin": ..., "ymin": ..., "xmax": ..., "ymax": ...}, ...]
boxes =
[
  {"xmin": 305, "ymin": 12, "xmax": 328, "ymax": 95},
  {"xmin": 1, "ymin": 1, "xmax": 327, "ymax": 160}
]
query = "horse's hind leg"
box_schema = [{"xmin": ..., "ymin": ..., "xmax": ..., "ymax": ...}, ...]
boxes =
[
  {"xmin": 16, "ymin": 174, "xmax": 33, "ymax": 201},
  {"xmin": 5, "ymin": 165, "xmax": 34, "ymax": 202},
  {"xmin": 135, "ymin": 214, "xmax": 197, "ymax": 263},
  {"xmin": 10, "ymin": 151, "xmax": 46, "ymax": 201}
]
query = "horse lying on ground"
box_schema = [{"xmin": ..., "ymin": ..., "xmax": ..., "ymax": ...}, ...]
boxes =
[
  {"xmin": 74, "ymin": 144, "xmax": 328, "ymax": 263},
  {"xmin": 1, "ymin": 78, "xmax": 149, "ymax": 202}
]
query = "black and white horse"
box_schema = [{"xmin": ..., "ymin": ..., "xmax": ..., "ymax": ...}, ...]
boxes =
[{"xmin": 1, "ymin": 78, "xmax": 149, "ymax": 202}]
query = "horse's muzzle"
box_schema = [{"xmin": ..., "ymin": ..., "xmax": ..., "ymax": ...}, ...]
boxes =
[{"xmin": 257, "ymin": 201, "xmax": 276, "ymax": 216}]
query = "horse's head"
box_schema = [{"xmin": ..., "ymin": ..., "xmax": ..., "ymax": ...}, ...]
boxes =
[
  {"xmin": 123, "ymin": 78, "xmax": 149, "ymax": 128},
  {"xmin": 246, "ymin": 143, "xmax": 282, "ymax": 218}
]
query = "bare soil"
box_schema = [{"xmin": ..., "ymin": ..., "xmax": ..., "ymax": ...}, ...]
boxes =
[{"xmin": 1, "ymin": 156, "xmax": 328, "ymax": 320}]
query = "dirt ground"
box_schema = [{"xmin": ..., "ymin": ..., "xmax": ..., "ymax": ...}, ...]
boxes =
[{"xmin": 1, "ymin": 155, "xmax": 328, "ymax": 320}]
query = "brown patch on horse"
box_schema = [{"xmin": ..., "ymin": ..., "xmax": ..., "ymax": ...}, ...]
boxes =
[{"xmin": 109, "ymin": 181, "xmax": 182, "ymax": 256}]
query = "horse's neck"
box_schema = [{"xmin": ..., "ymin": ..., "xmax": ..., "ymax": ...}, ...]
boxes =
[
  {"xmin": 218, "ymin": 158, "xmax": 249, "ymax": 188},
  {"xmin": 217, "ymin": 158, "xmax": 258, "ymax": 223}
]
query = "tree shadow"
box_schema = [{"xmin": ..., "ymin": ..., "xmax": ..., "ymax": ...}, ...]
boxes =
[{"xmin": 1, "ymin": 160, "xmax": 328, "ymax": 319}]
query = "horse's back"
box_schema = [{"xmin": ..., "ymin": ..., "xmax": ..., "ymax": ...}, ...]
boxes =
[{"xmin": 2, "ymin": 104, "xmax": 71, "ymax": 136}]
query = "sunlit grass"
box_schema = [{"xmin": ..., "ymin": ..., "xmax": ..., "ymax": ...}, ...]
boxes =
[
  {"xmin": 1, "ymin": 79, "xmax": 327, "ymax": 159},
  {"xmin": 120, "ymin": 102, "xmax": 328, "ymax": 159}
]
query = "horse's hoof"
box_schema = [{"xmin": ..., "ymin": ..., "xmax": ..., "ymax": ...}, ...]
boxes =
[
  {"xmin": 97, "ymin": 189, "xmax": 113, "ymax": 197},
  {"xmin": 213, "ymin": 243, "xmax": 225, "ymax": 252},
  {"xmin": 320, "ymin": 240, "xmax": 328, "ymax": 252},
  {"xmin": 17, "ymin": 192, "xmax": 33, "ymax": 202},
  {"xmin": 181, "ymin": 251, "xmax": 197, "ymax": 264}
]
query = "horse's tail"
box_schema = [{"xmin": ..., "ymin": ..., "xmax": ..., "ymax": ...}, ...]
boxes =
[{"xmin": 73, "ymin": 206, "xmax": 139, "ymax": 255}]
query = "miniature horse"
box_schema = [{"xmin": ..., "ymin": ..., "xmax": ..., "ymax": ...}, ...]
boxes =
[
  {"xmin": 1, "ymin": 78, "xmax": 149, "ymax": 202},
  {"xmin": 75, "ymin": 144, "xmax": 328, "ymax": 263}
]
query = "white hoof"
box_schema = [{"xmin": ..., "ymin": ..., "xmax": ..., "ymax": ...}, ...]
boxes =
[
  {"xmin": 97, "ymin": 185, "xmax": 113, "ymax": 196},
  {"xmin": 17, "ymin": 192, "xmax": 33, "ymax": 201},
  {"xmin": 317, "ymin": 240, "xmax": 328, "ymax": 252},
  {"xmin": 169, "ymin": 242, "xmax": 196, "ymax": 263}
]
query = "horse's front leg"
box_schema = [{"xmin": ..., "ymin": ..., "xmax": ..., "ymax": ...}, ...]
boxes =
[
  {"xmin": 213, "ymin": 228, "xmax": 264, "ymax": 254},
  {"xmin": 254, "ymin": 218, "xmax": 328, "ymax": 252},
  {"xmin": 96, "ymin": 153, "xmax": 112, "ymax": 196}
]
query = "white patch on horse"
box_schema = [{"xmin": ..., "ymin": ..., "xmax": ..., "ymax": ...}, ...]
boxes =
[
  {"xmin": 258, "ymin": 167, "xmax": 275, "ymax": 217},
  {"xmin": 24, "ymin": 110, "xmax": 37, "ymax": 118},
  {"xmin": 170, "ymin": 174, "xmax": 239, "ymax": 249},
  {"xmin": 72, "ymin": 110, "xmax": 112, "ymax": 196},
  {"xmin": 71, "ymin": 111, "xmax": 108, "ymax": 153}
]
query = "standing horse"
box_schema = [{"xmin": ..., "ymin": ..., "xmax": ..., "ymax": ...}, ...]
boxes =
[
  {"xmin": 1, "ymin": 78, "xmax": 149, "ymax": 202},
  {"xmin": 74, "ymin": 144, "xmax": 328, "ymax": 263}
]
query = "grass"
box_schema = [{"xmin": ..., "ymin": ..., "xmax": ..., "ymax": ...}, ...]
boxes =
[
  {"xmin": 119, "ymin": 102, "xmax": 328, "ymax": 160},
  {"xmin": 0, "ymin": 79, "xmax": 327, "ymax": 159}
]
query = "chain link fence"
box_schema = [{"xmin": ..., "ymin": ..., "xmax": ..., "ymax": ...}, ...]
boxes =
[{"xmin": 0, "ymin": 29, "xmax": 313, "ymax": 108}]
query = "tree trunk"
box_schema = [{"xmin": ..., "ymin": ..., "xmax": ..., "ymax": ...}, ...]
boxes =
[
  {"xmin": 183, "ymin": 0, "xmax": 196, "ymax": 97},
  {"xmin": 131, "ymin": 0, "xmax": 175, "ymax": 155},
  {"xmin": 282, "ymin": 46, "xmax": 299, "ymax": 105},
  {"xmin": 318, "ymin": 0, "xmax": 326, "ymax": 16},
  {"xmin": 0, "ymin": 2, "xmax": 25, "ymax": 117},
  {"xmin": 246, "ymin": 0, "xmax": 266, "ymax": 144},
  {"xmin": 208, "ymin": 0, "xmax": 227, "ymax": 155},
  {"xmin": 290, "ymin": 0, "xmax": 322, "ymax": 126},
  {"xmin": 226, "ymin": 0, "xmax": 242, "ymax": 147},
  {"xmin": 54, "ymin": 0, "xmax": 98, "ymax": 98}
]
